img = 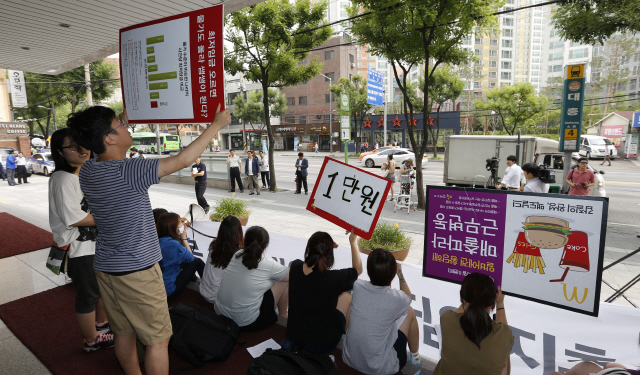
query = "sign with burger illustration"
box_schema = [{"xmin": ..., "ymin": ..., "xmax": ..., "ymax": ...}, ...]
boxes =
[{"xmin": 424, "ymin": 186, "xmax": 607, "ymax": 316}]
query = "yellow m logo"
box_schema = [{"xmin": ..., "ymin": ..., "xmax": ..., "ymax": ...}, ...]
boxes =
[{"xmin": 563, "ymin": 284, "xmax": 588, "ymax": 304}]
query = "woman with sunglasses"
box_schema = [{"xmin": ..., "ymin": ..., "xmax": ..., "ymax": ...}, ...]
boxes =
[{"xmin": 48, "ymin": 128, "xmax": 115, "ymax": 352}]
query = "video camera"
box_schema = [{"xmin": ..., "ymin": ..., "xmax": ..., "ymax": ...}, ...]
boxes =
[
  {"xmin": 537, "ymin": 164, "xmax": 556, "ymax": 184},
  {"xmin": 486, "ymin": 157, "xmax": 500, "ymax": 172}
]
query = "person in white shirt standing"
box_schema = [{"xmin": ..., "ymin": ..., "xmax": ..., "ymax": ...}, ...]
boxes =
[
  {"xmin": 601, "ymin": 143, "xmax": 614, "ymax": 166},
  {"xmin": 497, "ymin": 155, "xmax": 524, "ymax": 191},
  {"xmin": 258, "ymin": 150, "xmax": 270, "ymax": 190},
  {"xmin": 226, "ymin": 149, "xmax": 244, "ymax": 193},
  {"xmin": 16, "ymin": 152, "xmax": 29, "ymax": 184},
  {"xmin": 522, "ymin": 163, "xmax": 549, "ymax": 193}
]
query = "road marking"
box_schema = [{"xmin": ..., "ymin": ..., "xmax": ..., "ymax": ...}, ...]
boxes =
[{"xmin": 605, "ymin": 181, "xmax": 640, "ymax": 185}]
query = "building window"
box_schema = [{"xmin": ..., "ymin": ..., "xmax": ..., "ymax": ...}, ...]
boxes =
[
  {"xmin": 502, "ymin": 61, "xmax": 512, "ymax": 69},
  {"xmin": 534, "ymin": 25, "xmax": 542, "ymax": 30},
  {"xmin": 349, "ymin": 54, "xmax": 354, "ymax": 63},
  {"xmin": 503, "ymin": 29, "xmax": 513, "ymax": 37},
  {"xmin": 549, "ymin": 41, "xmax": 564, "ymax": 49},
  {"xmin": 532, "ymin": 58, "xmax": 540, "ymax": 63},
  {"xmin": 299, "ymin": 96, "xmax": 307, "ymax": 105},
  {"xmin": 475, "ymin": 60, "xmax": 483, "ymax": 67},
  {"xmin": 569, "ymin": 48, "xmax": 588, "ymax": 59},
  {"xmin": 534, "ymin": 18, "xmax": 542, "ymax": 24},
  {"xmin": 367, "ymin": 62, "xmax": 375, "ymax": 68},
  {"xmin": 325, "ymin": 50, "xmax": 335, "ymax": 60},
  {"xmin": 299, "ymin": 115, "xmax": 307, "ymax": 124},
  {"xmin": 489, "ymin": 60, "xmax": 497, "ymax": 68},
  {"xmin": 534, "ymin": 32, "xmax": 541, "ymax": 37},
  {"xmin": 501, "ymin": 72, "xmax": 512, "ymax": 80},
  {"xmin": 503, "ymin": 18, "xmax": 514, "ymax": 26},
  {"xmin": 489, "ymin": 71, "xmax": 497, "ymax": 79},
  {"xmin": 549, "ymin": 29, "xmax": 556, "ymax": 37},
  {"xmin": 593, "ymin": 46, "xmax": 603, "ymax": 57},
  {"xmin": 531, "ymin": 71, "xmax": 539, "ymax": 76},
  {"xmin": 325, "ymin": 93, "xmax": 332, "ymax": 103},
  {"xmin": 323, "ymin": 114, "xmax": 331, "ymax": 122},
  {"xmin": 474, "ymin": 82, "xmax": 482, "ymax": 89},
  {"xmin": 367, "ymin": 53, "xmax": 375, "ymax": 59},
  {"xmin": 490, "ymin": 39, "xmax": 498, "ymax": 46},
  {"xmin": 490, "ymin": 82, "xmax": 497, "ymax": 88},
  {"xmin": 357, "ymin": 62, "xmax": 362, "ymax": 68},
  {"xmin": 325, "ymin": 72, "xmax": 335, "ymax": 81},
  {"xmin": 287, "ymin": 97, "xmax": 295, "ymax": 106},
  {"xmin": 532, "ymin": 51, "xmax": 540, "ymax": 57},
  {"xmin": 531, "ymin": 77, "xmax": 539, "ymax": 82},
  {"xmin": 549, "ymin": 53, "xmax": 564, "ymax": 61},
  {"xmin": 532, "ymin": 45, "xmax": 541, "ymax": 50},
  {"xmin": 531, "ymin": 64, "xmax": 539, "ymax": 70},
  {"xmin": 490, "ymin": 50, "xmax": 498, "ymax": 57},
  {"xmin": 475, "ymin": 37, "xmax": 483, "ymax": 45},
  {"xmin": 630, "ymin": 79, "xmax": 637, "ymax": 90},
  {"xmin": 502, "ymin": 50, "xmax": 512, "ymax": 59},
  {"xmin": 475, "ymin": 49, "xmax": 483, "ymax": 56},
  {"xmin": 462, "ymin": 36, "xmax": 470, "ymax": 45},
  {"xmin": 502, "ymin": 40, "xmax": 513, "ymax": 48},
  {"xmin": 285, "ymin": 116, "xmax": 296, "ymax": 124},
  {"xmin": 357, "ymin": 54, "xmax": 361, "ymax": 59}
]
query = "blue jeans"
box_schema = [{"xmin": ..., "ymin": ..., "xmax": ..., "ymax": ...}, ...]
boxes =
[{"xmin": 6, "ymin": 168, "xmax": 15, "ymax": 185}]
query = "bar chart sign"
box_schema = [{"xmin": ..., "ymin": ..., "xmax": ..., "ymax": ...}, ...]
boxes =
[{"xmin": 119, "ymin": 4, "xmax": 225, "ymax": 123}]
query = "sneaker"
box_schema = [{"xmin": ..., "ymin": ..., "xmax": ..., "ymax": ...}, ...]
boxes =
[
  {"xmin": 204, "ymin": 206, "xmax": 210, "ymax": 214},
  {"xmin": 228, "ymin": 190, "xmax": 235, "ymax": 193},
  {"xmin": 84, "ymin": 333, "xmax": 115, "ymax": 352},
  {"xmin": 407, "ymin": 351, "xmax": 421, "ymax": 366},
  {"xmin": 95, "ymin": 322, "xmax": 111, "ymax": 334},
  {"xmin": 257, "ymin": 191, "xmax": 260, "ymax": 195},
  {"xmin": 249, "ymin": 192, "xmax": 255, "ymax": 195},
  {"xmin": 305, "ymin": 191, "xmax": 308, "ymax": 195}
]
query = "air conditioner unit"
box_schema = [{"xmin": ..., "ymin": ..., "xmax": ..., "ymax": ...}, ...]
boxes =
[{"xmin": 351, "ymin": 63, "xmax": 355, "ymax": 68}]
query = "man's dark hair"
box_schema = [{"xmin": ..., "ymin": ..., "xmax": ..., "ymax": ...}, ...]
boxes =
[
  {"xmin": 298, "ymin": 152, "xmax": 304, "ymax": 157},
  {"xmin": 130, "ymin": 147, "xmax": 138, "ymax": 152},
  {"xmin": 67, "ymin": 106, "xmax": 117, "ymax": 154},
  {"xmin": 367, "ymin": 248, "xmax": 397, "ymax": 286},
  {"xmin": 577, "ymin": 157, "xmax": 588, "ymax": 164},
  {"xmin": 230, "ymin": 149, "xmax": 235, "ymax": 152},
  {"xmin": 507, "ymin": 155, "xmax": 517, "ymax": 163},
  {"xmin": 521, "ymin": 163, "xmax": 539, "ymax": 177}
]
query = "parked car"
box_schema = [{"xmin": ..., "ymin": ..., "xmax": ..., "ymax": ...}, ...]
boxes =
[
  {"xmin": 0, "ymin": 150, "xmax": 33, "ymax": 177},
  {"xmin": 29, "ymin": 152, "xmax": 55, "ymax": 176},
  {"xmin": 579, "ymin": 135, "xmax": 618, "ymax": 159},
  {"xmin": 359, "ymin": 146, "xmax": 398, "ymax": 160},
  {"xmin": 361, "ymin": 148, "xmax": 428, "ymax": 168}
]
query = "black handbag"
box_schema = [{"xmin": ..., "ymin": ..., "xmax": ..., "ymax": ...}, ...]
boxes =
[{"xmin": 46, "ymin": 243, "xmax": 69, "ymax": 275}]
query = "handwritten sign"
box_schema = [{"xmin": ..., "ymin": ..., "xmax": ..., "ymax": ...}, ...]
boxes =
[
  {"xmin": 306, "ymin": 157, "xmax": 391, "ymax": 240},
  {"xmin": 424, "ymin": 186, "xmax": 608, "ymax": 316}
]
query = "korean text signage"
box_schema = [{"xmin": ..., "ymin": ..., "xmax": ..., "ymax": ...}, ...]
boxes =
[
  {"xmin": 119, "ymin": 4, "xmax": 224, "ymax": 124},
  {"xmin": 306, "ymin": 157, "xmax": 391, "ymax": 239},
  {"xmin": 633, "ymin": 112, "xmax": 640, "ymax": 128},
  {"xmin": 559, "ymin": 64, "xmax": 585, "ymax": 152},
  {"xmin": 424, "ymin": 186, "xmax": 607, "ymax": 316},
  {"xmin": 366, "ymin": 68, "xmax": 384, "ymax": 106},
  {"xmin": 190, "ymin": 221, "xmax": 640, "ymax": 375},
  {"xmin": 624, "ymin": 133, "xmax": 638, "ymax": 159},
  {"xmin": 603, "ymin": 125, "xmax": 624, "ymax": 146},
  {"xmin": 339, "ymin": 93, "xmax": 350, "ymax": 141},
  {"xmin": 7, "ymin": 70, "xmax": 28, "ymax": 108}
]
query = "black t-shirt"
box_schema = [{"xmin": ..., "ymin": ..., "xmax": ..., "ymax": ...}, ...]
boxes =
[
  {"xmin": 286, "ymin": 259, "xmax": 358, "ymax": 348},
  {"xmin": 193, "ymin": 162, "xmax": 207, "ymax": 181}
]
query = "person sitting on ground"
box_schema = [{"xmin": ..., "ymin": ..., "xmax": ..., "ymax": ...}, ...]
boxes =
[
  {"xmin": 152, "ymin": 208, "xmax": 168, "ymax": 225},
  {"xmin": 433, "ymin": 272, "xmax": 513, "ymax": 375},
  {"xmin": 48, "ymin": 128, "xmax": 114, "ymax": 352},
  {"xmin": 200, "ymin": 215, "xmax": 244, "ymax": 304},
  {"xmin": 157, "ymin": 212, "xmax": 205, "ymax": 300},
  {"xmin": 342, "ymin": 249, "xmax": 421, "ymax": 375},
  {"xmin": 215, "ymin": 226, "xmax": 289, "ymax": 332},
  {"xmin": 284, "ymin": 230, "xmax": 363, "ymax": 353},
  {"xmin": 552, "ymin": 361, "xmax": 639, "ymax": 375}
]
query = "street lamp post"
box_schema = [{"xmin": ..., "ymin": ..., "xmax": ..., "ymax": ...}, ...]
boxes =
[
  {"xmin": 318, "ymin": 73, "xmax": 332, "ymax": 152},
  {"xmin": 37, "ymin": 104, "xmax": 58, "ymax": 132}
]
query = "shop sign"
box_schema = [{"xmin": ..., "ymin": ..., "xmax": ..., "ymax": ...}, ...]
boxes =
[
  {"xmin": 276, "ymin": 126, "xmax": 299, "ymax": 132},
  {"xmin": 0, "ymin": 123, "xmax": 28, "ymax": 135}
]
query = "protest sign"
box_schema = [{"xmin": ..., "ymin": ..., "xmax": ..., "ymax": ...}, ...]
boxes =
[
  {"xmin": 424, "ymin": 186, "xmax": 607, "ymax": 316},
  {"xmin": 188, "ymin": 220, "xmax": 640, "ymax": 375},
  {"xmin": 306, "ymin": 157, "xmax": 391, "ymax": 240},
  {"xmin": 119, "ymin": 4, "xmax": 224, "ymax": 123}
]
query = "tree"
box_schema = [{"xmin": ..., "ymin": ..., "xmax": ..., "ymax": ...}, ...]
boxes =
[
  {"xmin": 552, "ymin": 0, "xmax": 640, "ymax": 45},
  {"xmin": 589, "ymin": 34, "xmax": 635, "ymax": 116},
  {"xmin": 224, "ymin": 0, "xmax": 331, "ymax": 191},
  {"xmin": 348, "ymin": 0, "xmax": 501, "ymax": 209},
  {"xmin": 329, "ymin": 74, "xmax": 372, "ymax": 154},
  {"xmin": 474, "ymin": 83, "xmax": 548, "ymax": 136},
  {"xmin": 456, "ymin": 54, "xmax": 484, "ymax": 135},
  {"xmin": 424, "ymin": 65, "xmax": 464, "ymax": 157},
  {"xmin": 233, "ymin": 91, "xmax": 262, "ymax": 147},
  {"xmin": 233, "ymin": 88, "xmax": 288, "ymax": 147}
]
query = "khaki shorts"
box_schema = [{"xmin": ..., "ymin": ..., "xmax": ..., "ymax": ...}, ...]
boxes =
[{"xmin": 95, "ymin": 263, "xmax": 172, "ymax": 346}]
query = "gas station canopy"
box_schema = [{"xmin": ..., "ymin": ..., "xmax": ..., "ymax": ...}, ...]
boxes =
[{"xmin": 0, "ymin": 0, "xmax": 261, "ymax": 75}]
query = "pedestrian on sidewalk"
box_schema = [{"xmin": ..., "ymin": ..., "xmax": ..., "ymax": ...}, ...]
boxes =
[
  {"xmin": 227, "ymin": 149, "xmax": 244, "ymax": 193},
  {"xmin": 6, "ymin": 150, "xmax": 17, "ymax": 186},
  {"xmin": 601, "ymin": 144, "xmax": 614, "ymax": 166},
  {"xmin": 245, "ymin": 150, "xmax": 260, "ymax": 195},
  {"xmin": 0, "ymin": 152, "xmax": 6, "ymax": 181},
  {"xmin": 68, "ymin": 104, "xmax": 230, "ymax": 374},
  {"xmin": 295, "ymin": 152, "xmax": 309, "ymax": 195},
  {"xmin": 191, "ymin": 156, "xmax": 209, "ymax": 213},
  {"xmin": 364, "ymin": 141, "xmax": 369, "ymax": 152},
  {"xmin": 497, "ymin": 155, "xmax": 524, "ymax": 191},
  {"xmin": 259, "ymin": 150, "xmax": 270, "ymax": 190},
  {"xmin": 16, "ymin": 152, "xmax": 28, "ymax": 184},
  {"xmin": 315, "ymin": 142, "xmax": 319, "ymax": 153},
  {"xmin": 566, "ymin": 157, "xmax": 595, "ymax": 196}
]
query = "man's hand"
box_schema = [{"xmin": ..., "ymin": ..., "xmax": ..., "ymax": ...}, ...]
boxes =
[
  {"xmin": 119, "ymin": 109, "xmax": 129, "ymax": 124},
  {"xmin": 210, "ymin": 104, "xmax": 231, "ymax": 130}
]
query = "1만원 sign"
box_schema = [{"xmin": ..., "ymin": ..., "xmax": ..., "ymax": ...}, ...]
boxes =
[
  {"xmin": 119, "ymin": 4, "xmax": 225, "ymax": 123},
  {"xmin": 306, "ymin": 157, "xmax": 391, "ymax": 240},
  {"xmin": 424, "ymin": 186, "xmax": 608, "ymax": 316}
]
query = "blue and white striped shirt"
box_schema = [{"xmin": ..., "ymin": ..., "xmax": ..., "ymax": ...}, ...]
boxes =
[{"xmin": 79, "ymin": 157, "xmax": 162, "ymax": 273}]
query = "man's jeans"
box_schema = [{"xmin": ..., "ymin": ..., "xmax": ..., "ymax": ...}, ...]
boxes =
[{"xmin": 6, "ymin": 168, "xmax": 16, "ymax": 185}]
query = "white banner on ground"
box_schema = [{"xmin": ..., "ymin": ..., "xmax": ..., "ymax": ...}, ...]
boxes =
[{"xmin": 188, "ymin": 221, "xmax": 640, "ymax": 374}]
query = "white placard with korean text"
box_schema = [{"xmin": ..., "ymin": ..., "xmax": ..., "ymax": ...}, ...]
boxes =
[
  {"xmin": 7, "ymin": 70, "xmax": 28, "ymax": 108},
  {"xmin": 306, "ymin": 157, "xmax": 391, "ymax": 240},
  {"xmin": 188, "ymin": 221, "xmax": 640, "ymax": 375}
]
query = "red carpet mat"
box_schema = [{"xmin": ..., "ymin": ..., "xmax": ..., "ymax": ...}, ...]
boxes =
[
  {"xmin": 0, "ymin": 285, "xmax": 366, "ymax": 374},
  {"xmin": 0, "ymin": 212, "xmax": 53, "ymax": 259}
]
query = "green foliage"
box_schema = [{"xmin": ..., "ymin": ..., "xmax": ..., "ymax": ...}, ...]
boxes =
[
  {"xmin": 224, "ymin": 0, "xmax": 331, "ymax": 190},
  {"xmin": 209, "ymin": 197, "xmax": 251, "ymax": 221},
  {"xmin": 234, "ymin": 88, "xmax": 288, "ymax": 130},
  {"xmin": 329, "ymin": 74, "xmax": 371, "ymax": 145},
  {"xmin": 552, "ymin": 0, "xmax": 640, "ymax": 44},
  {"xmin": 474, "ymin": 83, "xmax": 549, "ymax": 136},
  {"xmin": 357, "ymin": 222, "xmax": 412, "ymax": 252}
]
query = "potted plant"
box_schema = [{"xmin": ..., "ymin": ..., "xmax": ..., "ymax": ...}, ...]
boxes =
[
  {"xmin": 209, "ymin": 196, "xmax": 251, "ymax": 226},
  {"xmin": 357, "ymin": 222, "xmax": 413, "ymax": 261}
]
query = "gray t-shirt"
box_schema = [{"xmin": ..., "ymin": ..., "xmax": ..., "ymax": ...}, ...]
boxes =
[
  {"xmin": 214, "ymin": 250, "xmax": 288, "ymax": 326},
  {"xmin": 342, "ymin": 280, "xmax": 411, "ymax": 375}
]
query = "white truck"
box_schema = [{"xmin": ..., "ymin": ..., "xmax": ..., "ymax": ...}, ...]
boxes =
[
  {"xmin": 443, "ymin": 135, "xmax": 606, "ymax": 197},
  {"xmin": 180, "ymin": 131, "xmax": 202, "ymax": 149}
]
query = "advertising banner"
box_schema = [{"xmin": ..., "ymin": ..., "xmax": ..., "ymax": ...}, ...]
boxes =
[
  {"xmin": 119, "ymin": 4, "xmax": 224, "ymax": 124},
  {"xmin": 7, "ymin": 70, "xmax": 28, "ymax": 108},
  {"xmin": 424, "ymin": 186, "xmax": 608, "ymax": 316},
  {"xmin": 603, "ymin": 125, "xmax": 624, "ymax": 147},
  {"xmin": 559, "ymin": 64, "xmax": 585, "ymax": 152},
  {"xmin": 306, "ymin": 157, "xmax": 391, "ymax": 239},
  {"xmin": 624, "ymin": 133, "xmax": 638, "ymax": 159},
  {"xmin": 366, "ymin": 68, "xmax": 384, "ymax": 106},
  {"xmin": 188, "ymin": 221, "xmax": 640, "ymax": 375}
]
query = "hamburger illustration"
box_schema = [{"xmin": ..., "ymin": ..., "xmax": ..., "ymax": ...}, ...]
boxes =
[{"xmin": 522, "ymin": 216, "xmax": 572, "ymax": 249}]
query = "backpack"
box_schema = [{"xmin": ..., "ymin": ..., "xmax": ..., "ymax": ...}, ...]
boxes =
[
  {"xmin": 169, "ymin": 302, "xmax": 240, "ymax": 368},
  {"xmin": 247, "ymin": 349, "xmax": 337, "ymax": 375}
]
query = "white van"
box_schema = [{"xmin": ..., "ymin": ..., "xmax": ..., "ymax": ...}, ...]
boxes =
[{"xmin": 579, "ymin": 135, "xmax": 618, "ymax": 159}]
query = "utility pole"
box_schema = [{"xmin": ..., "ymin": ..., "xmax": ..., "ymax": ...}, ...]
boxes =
[
  {"xmin": 84, "ymin": 64, "xmax": 93, "ymax": 106},
  {"xmin": 383, "ymin": 88, "xmax": 387, "ymax": 145}
]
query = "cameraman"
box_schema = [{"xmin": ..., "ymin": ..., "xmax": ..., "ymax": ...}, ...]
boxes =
[
  {"xmin": 566, "ymin": 157, "xmax": 594, "ymax": 196},
  {"xmin": 522, "ymin": 163, "xmax": 549, "ymax": 193},
  {"xmin": 497, "ymin": 155, "xmax": 524, "ymax": 191}
]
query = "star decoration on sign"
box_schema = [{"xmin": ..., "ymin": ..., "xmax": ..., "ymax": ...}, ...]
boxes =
[
  {"xmin": 426, "ymin": 115, "xmax": 435, "ymax": 127},
  {"xmin": 377, "ymin": 117, "xmax": 384, "ymax": 128},
  {"xmin": 392, "ymin": 115, "xmax": 402, "ymax": 127},
  {"xmin": 363, "ymin": 117, "xmax": 372, "ymax": 128},
  {"xmin": 411, "ymin": 118, "xmax": 418, "ymax": 127}
]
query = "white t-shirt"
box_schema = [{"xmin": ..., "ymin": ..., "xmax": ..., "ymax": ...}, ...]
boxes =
[
  {"xmin": 199, "ymin": 250, "xmax": 225, "ymax": 304},
  {"xmin": 16, "ymin": 157, "xmax": 27, "ymax": 166},
  {"xmin": 259, "ymin": 155, "xmax": 269, "ymax": 172},
  {"xmin": 501, "ymin": 164, "xmax": 524, "ymax": 189},
  {"xmin": 523, "ymin": 177, "xmax": 549, "ymax": 193},
  {"xmin": 48, "ymin": 171, "xmax": 98, "ymax": 258},
  {"xmin": 215, "ymin": 250, "xmax": 288, "ymax": 326}
]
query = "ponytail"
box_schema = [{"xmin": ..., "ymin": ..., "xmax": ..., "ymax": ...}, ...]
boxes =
[
  {"xmin": 236, "ymin": 226, "xmax": 269, "ymax": 270},
  {"xmin": 304, "ymin": 232, "xmax": 335, "ymax": 274},
  {"xmin": 459, "ymin": 272, "xmax": 497, "ymax": 349}
]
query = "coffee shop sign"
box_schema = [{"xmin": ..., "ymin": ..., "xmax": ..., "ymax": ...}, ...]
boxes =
[{"xmin": 0, "ymin": 123, "xmax": 27, "ymax": 134}]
